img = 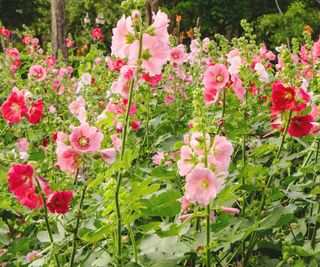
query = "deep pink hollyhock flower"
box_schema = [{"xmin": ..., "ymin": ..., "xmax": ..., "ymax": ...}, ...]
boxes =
[
  {"xmin": 47, "ymin": 191, "xmax": 73, "ymax": 214},
  {"xmin": 231, "ymin": 74, "xmax": 245, "ymax": 102},
  {"xmin": 26, "ymin": 99, "xmax": 44, "ymax": 124},
  {"xmin": 221, "ymin": 207, "xmax": 240, "ymax": 215},
  {"xmin": 91, "ymin": 27, "xmax": 103, "ymax": 41},
  {"xmin": 312, "ymin": 38, "xmax": 320, "ymax": 62},
  {"xmin": 210, "ymin": 135, "xmax": 233, "ymax": 166},
  {"xmin": 10, "ymin": 59, "xmax": 22, "ymax": 72},
  {"xmin": 170, "ymin": 44, "xmax": 187, "ymax": 65},
  {"xmin": 6, "ymin": 48, "xmax": 20, "ymax": 60},
  {"xmin": 203, "ymin": 87, "xmax": 219, "ymax": 105},
  {"xmin": 141, "ymin": 73, "xmax": 162, "ymax": 87},
  {"xmin": 270, "ymin": 81, "xmax": 296, "ymax": 114},
  {"xmin": 111, "ymin": 15, "xmax": 134, "ymax": 58},
  {"xmin": 66, "ymin": 37, "xmax": 74, "ymax": 48},
  {"xmin": 185, "ymin": 167, "xmax": 219, "ymax": 207},
  {"xmin": 100, "ymin": 148, "xmax": 117, "ymax": 164},
  {"xmin": 129, "ymin": 34, "xmax": 170, "ymax": 75},
  {"xmin": 288, "ymin": 115, "xmax": 313, "ymax": 137},
  {"xmin": 152, "ymin": 151, "xmax": 165, "ymax": 165},
  {"xmin": 111, "ymin": 58, "xmax": 127, "ymax": 71},
  {"xmin": 2, "ymin": 28, "xmax": 10, "ymax": 38},
  {"xmin": 70, "ymin": 124, "xmax": 104, "ymax": 153},
  {"xmin": 1, "ymin": 92, "xmax": 27, "ymax": 123},
  {"xmin": 130, "ymin": 120, "xmax": 140, "ymax": 131},
  {"xmin": 57, "ymin": 147, "xmax": 81, "ymax": 173},
  {"xmin": 293, "ymin": 89, "xmax": 310, "ymax": 112},
  {"xmin": 300, "ymin": 45, "xmax": 310, "ymax": 65},
  {"xmin": 129, "ymin": 105, "xmax": 136, "ymax": 116},
  {"xmin": 177, "ymin": 146, "xmax": 194, "ymax": 176},
  {"xmin": 26, "ymin": 251, "xmax": 39, "ymax": 263},
  {"xmin": 203, "ymin": 64, "xmax": 229, "ymax": 90},
  {"xmin": 164, "ymin": 95, "xmax": 175, "ymax": 105},
  {"xmin": 28, "ymin": 65, "xmax": 46, "ymax": 82},
  {"xmin": 45, "ymin": 56, "xmax": 56, "ymax": 67}
]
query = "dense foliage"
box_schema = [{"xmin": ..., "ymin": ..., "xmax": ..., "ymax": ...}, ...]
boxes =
[{"xmin": 1, "ymin": 2, "xmax": 320, "ymax": 267}]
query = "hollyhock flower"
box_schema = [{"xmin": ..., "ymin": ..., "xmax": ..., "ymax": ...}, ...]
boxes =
[
  {"xmin": 270, "ymin": 82, "xmax": 296, "ymax": 114},
  {"xmin": 70, "ymin": 124, "xmax": 104, "ymax": 153},
  {"xmin": 110, "ymin": 58, "xmax": 127, "ymax": 71},
  {"xmin": 203, "ymin": 87, "xmax": 219, "ymax": 105},
  {"xmin": 185, "ymin": 167, "xmax": 219, "ymax": 207},
  {"xmin": 28, "ymin": 65, "xmax": 46, "ymax": 82},
  {"xmin": 16, "ymin": 138, "xmax": 29, "ymax": 160},
  {"xmin": 111, "ymin": 65, "xmax": 134, "ymax": 97},
  {"xmin": 254, "ymin": 63, "xmax": 269, "ymax": 83},
  {"xmin": 130, "ymin": 120, "xmax": 140, "ymax": 131},
  {"xmin": 45, "ymin": 56, "xmax": 56, "ymax": 67},
  {"xmin": 293, "ymin": 89, "xmax": 310, "ymax": 112},
  {"xmin": 92, "ymin": 27, "xmax": 103, "ymax": 41},
  {"xmin": 150, "ymin": 10, "xmax": 170, "ymax": 45},
  {"xmin": 202, "ymin": 37, "xmax": 210, "ymax": 52},
  {"xmin": 1, "ymin": 92, "xmax": 27, "ymax": 123},
  {"xmin": 311, "ymin": 103, "xmax": 320, "ymax": 119},
  {"xmin": 22, "ymin": 35, "xmax": 31, "ymax": 44},
  {"xmin": 66, "ymin": 37, "xmax": 74, "ymax": 48},
  {"xmin": 170, "ymin": 44, "xmax": 187, "ymax": 65},
  {"xmin": 164, "ymin": 95, "xmax": 175, "ymax": 105},
  {"xmin": 221, "ymin": 207, "xmax": 240, "ymax": 215},
  {"xmin": 152, "ymin": 151, "xmax": 165, "ymax": 165},
  {"xmin": 129, "ymin": 34, "xmax": 170, "ymax": 75},
  {"xmin": 141, "ymin": 73, "xmax": 162, "ymax": 87},
  {"xmin": 47, "ymin": 191, "xmax": 73, "ymax": 214},
  {"xmin": 288, "ymin": 115, "xmax": 313, "ymax": 137},
  {"xmin": 49, "ymin": 105, "xmax": 56, "ymax": 114},
  {"xmin": 111, "ymin": 135, "xmax": 122, "ymax": 151},
  {"xmin": 210, "ymin": 135, "xmax": 233, "ymax": 166},
  {"xmin": 100, "ymin": 148, "xmax": 117, "ymax": 164},
  {"xmin": 177, "ymin": 146, "xmax": 194, "ymax": 176},
  {"xmin": 312, "ymin": 38, "xmax": 320, "ymax": 62},
  {"xmin": 203, "ymin": 64, "xmax": 229, "ymax": 90},
  {"xmin": 10, "ymin": 59, "xmax": 22, "ymax": 72},
  {"xmin": 188, "ymin": 39, "xmax": 200, "ymax": 62},
  {"xmin": 231, "ymin": 74, "xmax": 245, "ymax": 102},
  {"xmin": 111, "ymin": 15, "xmax": 134, "ymax": 58},
  {"xmin": 26, "ymin": 251, "xmax": 39, "ymax": 263},
  {"xmin": 57, "ymin": 147, "xmax": 81, "ymax": 173},
  {"xmin": 227, "ymin": 51, "xmax": 242, "ymax": 75},
  {"xmin": 181, "ymin": 195, "xmax": 191, "ymax": 212},
  {"xmin": 2, "ymin": 28, "xmax": 10, "ymax": 38},
  {"xmin": 26, "ymin": 99, "xmax": 44, "ymax": 125},
  {"xmin": 69, "ymin": 96, "xmax": 86, "ymax": 118},
  {"xmin": 81, "ymin": 73, "xmax": 92, "ymax": 85},
  {"xmin": 6, "ymin": 48, "xmax": 20, "ymax": 60}
]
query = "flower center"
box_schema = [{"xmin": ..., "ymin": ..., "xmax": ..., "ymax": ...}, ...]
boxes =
[
  {"xmin": 12, "ymin": 103, "xmax": 20, "ymax": 113},
  {"xmin": 285, "ymin": 92, "xmax": 292, "ymax": 99},
  {"xmin": 201, "ymin": 179, "xmax": 209, "ymax": 188},
  {"xmin": 78, "ymin": 136, "xmax": 89, "ymax": 147},
  {"xmin": 142, "ymin": 49, "xmax": 152, "ymax": 61},
  {"xmin": 216, "ymin": 74, "xmax": 224, "ymax": 82}
]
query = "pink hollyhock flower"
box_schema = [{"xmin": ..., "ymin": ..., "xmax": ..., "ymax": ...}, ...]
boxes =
[
  {"xmin": 150, "ymin": 10, "xmax": 170, "ymax": 45},
  {"xmin": 228, "ymin": 55, "xmax": 242, "ymax": 75},
  {"xmin": 181, "ymin": 195, "xmax": 191, "ymax": 212},
  {"xmin": 10, "ymin": 59, "xmax": 22, "ymax": 72},
  {"xmin": 111, "ymin": 15, "xmax": 134, "ymax": 58},
  {"xmin": 311, "ymin": 103, "xmax": 320, "ymax": 119},
  {"xmin": 152, "ymin": 151, "xmax": 165, "ymax": 165},
  {"xmin": 26, "ymin": 99, "xmax": 44, "ymax": 124},
  {"xmin": 57, "ymin": 147, "xmax": 81, "ymax": 173},
  {"xmin": 69, "ymin": 96, "xmax": 86, "ymax": 118},
  {"xmin": 164, "ymin": 95, "xmax": 175, "ymax": 105},
  {"xmin": 49, "ymin": 105, "xmax": 56, "ymax": 114},
  {"xmin": 177, "ymin": 146, "xmax": 194, "ymax": 176},
  {"xmin": 66, "ymin": 37, "xmax": 74, "ymax": 48},
  {"xmin": 47, "ymin": 191, "xmax": 73, "ymax": 214},
  {"xmin": 185, "ymin": 167, "xmax": 219, "ymax": 207},
  {"xmin": 70, "ymin": 124, "xmax": 104, "ymax": 153},
  {"xmin": 130, "ymin": 120, "xmax": 140, "ymax": 131},
  {"xmin": 231, "ymin": 74, "xmax": 245, "ymax": 102},
  {"xmin": 100, "ymin": 148, "xmax": 117, "ymax": 164},
  {"xmin": 92, "ymin": 27, "xmax": 103, "ymax": 41},
  {"xmin": 8, "ymin": 164, "xmax": 34, "ymax": 199},
  {"xmin": 2, "ymin": 28, "xmax": 10, "ymax": 38},
  {"xmin": 111, "ymin": 65, "xmax": 134, "ymax": 97},
  {"xmin": 6, "ymin": 48, "xmax": 20, "ymax": 60},
  {"xmin": 26, "ymin": 251, "xmax": 39, "ymax": 263},
  {"xmin": 221, "ymin": 207, "xmax": 240, "ymax": 215},
  {"xmin": 203, "ymin": 87, "xmax": 219, "ymax": 105},
  {"xmin": 111, "ymin": 134, "xmax": 122, "ymax": 151},
  {"xmin": 141, "ymin": 73, "xmax": 162, "ymax": 87},
  {"xmin": 129, "ymin": 34, "xmax": 170, "ymax": 75},
  {"xmin": 22, "ymin": 35, "xmax": 31, "ymax": 44},
  {"xmin": 46, "ymin": 56, "xmax": 56, "ymax": 67},
  {"xmin": 210, "ymin": 135, "xmax": 233, "ymax": 166},
  {"xmin": 288, "ymin": 115, "xmax": 313, "ymax": 137},
  {"xmin": 1, "ymin": 92, "xmax": 27, "ymax": 123},
  {"xmin": 312, "ymin": 38, "xmax": 320, "ymax": 62},
  {"xmin": 81, "ymin": 73, "xmax": 92, "ymax": 85},
  {"xmin": 16, "ymin": 138, "xmax": 29, "ymax": 160},
  {"xmin": 28, "ymin": 65, "xmax": 46, "ymax": 82},
  {"xmin": 203, "ymin": 64, "xmax": 229, "ymax": 90},
  {"xmin": 254, "ymin": 63, "xmax": 269, "ymax": 83},
  {"xmin": 170, "ymin": 44, "xmax": 187, "ymax": 65},
  {"xmin": 109, "ymin": 58, "xmax": 127, "ymax": 72},
  {"xmin": 293, "ymin": 89, "xmax": 310, "ymax": 112}
]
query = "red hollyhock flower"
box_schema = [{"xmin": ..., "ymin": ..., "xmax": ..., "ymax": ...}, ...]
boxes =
[
  {"xmin": 270, "ymin": 81, "xmax": 296, "ymax": 115},
  {"xmin": 288, "ymin": 115, "xmax": 313, "ymax": 137},
  {"xmin": 26, "ymin": 99, "xmax": 44, "ymax": 124},
  {"xmin": 293, "ymin": 89, "xmax": 310, "ymax": 112},
  {"xmin": 47, "ymin": 191, "xmax": 73, "ymax": 214},
  {"xmin": 1, "ymin": 92, "xmax": 27, "ymax": 123},
  {"xmin": 91, "ymin": 27, "xmax": 103, "ymax": 41}
]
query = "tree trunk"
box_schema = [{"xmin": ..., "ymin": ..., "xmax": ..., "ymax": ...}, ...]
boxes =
[
  {"xmin": 51, "ymin": 0, "xmax": 68, "ymax": 60},
  {"xmin": 146, "ymin": 0, "xmax": 160, "ymax": 25}
]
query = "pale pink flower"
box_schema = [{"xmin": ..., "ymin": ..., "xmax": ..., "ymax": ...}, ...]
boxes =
[
  {"xmin": 202, "ymin": 37, "xmax": 210, "ymax": 52},
  {"xmin": 203, "ymin": 64, "xmax": 229, "ymax": 90},
  {"xmin": 16, "ymin": 138, "xmax": 29, "ymax": 160},
  {"xmin": 81, "ymin": 73, "xmax": 92, "ymax": 85},
  {"xmin": 170, "ymin": 44, "xmax": 187, "ymax": 65},
  {"xmin": 68, "ymin": 96, "xmax": 86, "ymax": 118},
  {"xmin": 111, "ymin": 65, "xmax": 134, "ymax": 97},
  {"xmin": 28, "ymin": 65, "xmax": 46, "ymax": 82},
  {"xmin": 152, "ymin": 151, "xmax": 165, "ymax": 165},
  {"xmin": 188, "ymin": 39, "xmax": 200, "ymax": 62},
  {"xmin": 70, "ymin": 124, "xmax": 104, "ymax": 153},
  {"xmin": 181, "ymin": 195, "xmax": 191, "ymax": 212},
  {"xmin": 26, "ymin": 251, "xmax": 39, "ymax": 262},
  {"xmin": 49, "ymin": 105, "xmax": 56, "ymax": 114},
  {"xmin": 231, "ymin": 74, "xmax": 245, "ymax": 102},
  {"xmin": 57, "ymin": 147, "xmax": 81, "ymax": 173},
  {"xmin": 151, "ymin": 10, "xmax": 170, "ymax": 45},
  {"xmin": 111, "ymin": 134, "xmax": 122, "ymax": 151},
  {"xmin": 111, "ymin": 15, "xmax": 134, "ymax": 58},
  {"xmin": 177, "ymin": 146, "xmax": 194, "ymax": 176},
  {"xmin": 221, "ymin": 207, "xmax": 240, "ymax": 215},
  {"xmin": 228, "ymin": 55, "xmax": 242, "ymax": 74},
  {"xmin": 254, "ymin": 63, "xmax": 269, "ymax": 83},
  {"xmin": 311, "ymin": 103, "xmax": 320, "ymax": 120},
  {"xmin": 129, "ymin": 34, "xmax": 170, "ymax": 75},
  {"xmin": 100, "ymin": 148, "xmax": 117, "ymax": 164},
  {"xmin": 210, "ymin": 135, "xmax": 233, "ymax": 166},
  {"xmin": 185, "ymin": 167, "xmax": 219, "ymax": 207}
]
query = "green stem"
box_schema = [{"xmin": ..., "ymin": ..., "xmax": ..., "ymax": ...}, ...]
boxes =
[
  {"xmin": 127, "ymin": 225, "xmax": 138, "ymax": 263},
  {"xmin": 70, "ymin": 184, "xmax": 87, "ymax": 267},
  {"xmin": 216, "ymin": 88, "xmax": 226, "ymax": 135},
  {"xmin": 0, "ymin": 124, "xmax": 9, "ymax": 137},
  {"xmin": 206, "ymin": 204, "xmax": 211, "ymax": 266},
  {"xmin": 34, "ymin": 177, "xmax": 61, "ymax": 267}
]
